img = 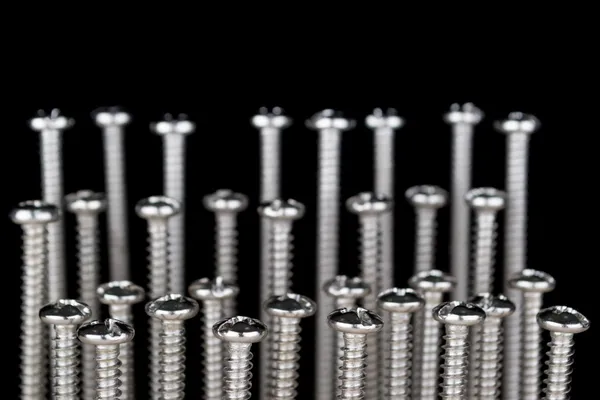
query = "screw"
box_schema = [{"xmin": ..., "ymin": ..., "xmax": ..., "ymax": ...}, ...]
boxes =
[
  {"xmin": 537, "ymin": 306, "xmax": 590, "ymax": 400},
  {"xmin": 39, "ymin": 299, "xmax": 92, "ymax": 400},
  {"xmin": 78, "ymin": 319, "xmax": 135, "ymax": 400},
  {"xmin": 509, "ymin": 269, "xmax": 556, "ymax": 400},
  {"xmin": 213, "ymin": 316, "xmax": 269, "ymax": 400},
  {"xmin": 189, "ymin": 277, "xmax": 239, "ymax": 400},
  {"xmin": 408, "ymin": 269, "xmax": 456, "ymax": 400},
  {"xmin": 465, "ymin": 187, "xmax": 506, "ymax": 296},
  {"xmin": 92, "ymin": 106, "xmax": 132, "ymax": 281},
  {"xmin": 146, "ymin": 294, "xmax": 199, "ymax": 400},
  {"xmin": 264, "ymin": 293, "xmax": 316, "ymax": 399},
  {"xmin": 151, "ymin": 114, "xmax": 196, "ymax": 295},
  {"xmin": 11, "ymin": 200, "xmax": 59, "ymax": 400},
  {"xmin": 377, "ymin": 288, "xmax": 425, "ymax": 400},
  {"xmin": 97, "ymin": 281, "xmax": 145, "ymax": 400},
  {"xmin": 405, "ymin": 185, "xmax": 448, "ymax": 274}
]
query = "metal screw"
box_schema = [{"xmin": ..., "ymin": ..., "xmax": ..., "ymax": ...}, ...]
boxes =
[
  {"xmin": 39, "ymin": 299, "xmax": 92, "ymax": 400},
  {"xmin": 11, "ymin": 200, "xmax": 59, "ymax": 400},
  {"xmin": 465, "ymin": 187, "xmax": 506, "ymax": 296},
  {"xmin": 189, "ymin": 277, "xmax": 239, "ymax": 400},
  {"xmin": 78, "ymin": 319, "xmax": 135, "ymax": 400},
  {"xmin": 509, "ymin": 269, "xmax": 556, "ymax": 400},
  {"xmin": 307, "ymin": 109, "xmax": 355, "ymax": 400},
  {"xmin": 97, "ymin": 281, "xmax": 145, "ymax": 400},
  {"xmin": 328, "ymin": 307, "xmax": 384, "ymax": 400},
  {"xmin": 408, "ymin": 269, "xmax": 456, "ymax": 400},
  {"xmin": 405, "ymin": 185, "xmax": 448, "ymax": 274},
  {"xmin": 151, "ymin": 114, "xmax": 196, "ymax": 295},
  {"xmin": 468, "ymin": 293, "xmax": 515, "ymax": 400},
  {"xmin": 92, "ymin": 106, "xmax": 131, "ymax": 282},
  {"xmin": 264, "ymin": 293, "xmax": 316, "ymax": 399},
  {"xmin": 146, "ymin": 294, "xmax": 199, "ymax": 400},
  {"xmin": 377, "ymin": 288, "xmax": 425, "ymax": 400},
  {"xmin": 213, "ymin": 316, "xmax": 269, "ymax": 400},
  {"xmin": 537, "ymin": 306, "xmax": 590, "ymax": 400}
]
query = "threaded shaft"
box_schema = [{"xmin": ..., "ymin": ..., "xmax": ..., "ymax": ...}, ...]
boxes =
[
  {"xmin": 334, "ymin": 298, "xmax": 359, "ymax": 397},
  {"xmin": 96, "ymin": 344, "xmax": 123, "ymax": 399},
  {"xmin": 414, "ymin": 208, "xmax": 438, "ymax": 273},
  {"xmin": 471, "ymin": 211, "xmax": 498, "ymax": 296},
  {"xmin": 386, "ymin": 312, "xmax": 412, "ymax": 399},
  {"xmin": 216, "ymin": 213, "xmax": 239, "ymax": 316},
  {"xmin": 338, "ymin": 333, "xmax": 367, "ymax": 400},
  {"xmin": 474, "ymin": 317, "xmax": 504, "ymax": 400},
  {"xmin": 147, "ymin": 221, "xmax": 169, "ymax": 299},
  {"xmin": 270, "ymin": 220, "xmax": 294, "ymax": 297},
  {"xmin": 149, "ymin": 318, "xmax": 161, "ymax": 400},
  {"xmin": 107, "ymin": 305, "xmax": 134, "ymax": 400},
  {"xmin": 542, "ymin": 332, "xmax": 574, "ymax": 400},
  {"xmin": 158, "ymin": 321, "xmax": 186, "ymax": 399},
  {"xmin": 440, "ymin": 325, "xmax": 470, "ymax": 399},
  {"xmin": 521, "ymin": 293, "xmax": 543, "ymax": 400},
  {"xmin": 202, "ymin": 300, "xmax": 224, "ymax": 400},
  {"xmin": 52, "ymin": 325, "xmax": 81, "ymax": 400},
  {"xmin": 269, "ymin": 317, "xmax": 302, "ymax": 399},
  {"xmin": 81, "ymin": 344, "xmax": 96, "ymax": 400},
  {"xmin": 224, "ymin": 343, "xmax": 253, "ymax": 400}
]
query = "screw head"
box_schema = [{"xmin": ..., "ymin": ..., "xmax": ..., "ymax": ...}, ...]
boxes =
[
  {"xmin": 328, "ymin": 307, "xmax": 384, "ymax": 334},
  {"xmin": 213, "ymin": 316, "xmax": 268, "ymax": 343},
  {"xmin": 346, "ymin": 192, "xmax": 392, "ymax": 215},
  {"xmin": 377, "ymin": 288, "xmax": 425, "ymax": 314},
  {"xmin": 78, "ymin": 318, "xmax": 135, "ymax": 345},
  {"xmin": 145, "ymin": 294, "xmax": 199, "ymax": 321},
  {"xmin": 39, "ymin": 299, "xmax": 92, "ymax": 326},
  {"xmin": 433, "ymin": 301, "xmax": 486, "ymax": 326},
  {"xmin": 135, "ymin": 196, "xmax": 180, "ymax": 219},
  {"xmin": 10, "ymin": 200, "xmax": 60, "ymax": 225},
  {"xmin": 151, "ymin": 114, "xmax": 195, "ymax": 135},
  {"xmin": 258, "ymin": 199, "xmax": 305, "ymax": 220},
  {"xmin": 324, "ymin": 275, "xmax": 370, "ymax": 299},
  {"xmin": 509, "ymin": 269, "xmax": 556, "ymax": 293},
  {"xmin": 469, "ymin": 293, "xmax": 515, "ymax": 319},
  {"xmin": 92, "ymin": 106, "xmax": 131, "ymax": 127},
  {"xmin": 405, "ymin": 185, "xmax": 448, "ymax": 209},
  {"xmin": 264, "ymin": 293, "xmax": 317, "ymax": 319},
  {"xmin": 537, "ymin": 305, "xmax": 590, "ymax": 334},
  {"xmin": 188, "ymin": 276, "xmax": 239, "ymax": 301},
  {"xmin": 365, "ymin": 108, "xmax": 404, "ymax": 130},
  {"xmin": 443, "ymin": 103, "xmax": 484, "ymax": 125},
  {"xmin": 65, "ymin": 190, "xmax": 106, "ymax": 214},
  {"xmin": 306, "ymin": 109, "xmax": 356, "ymax": 131},
  {"xmin": 465, "ymin": 187, "xmax": 506, "ymax": 211},
  {"xmin": 494, "ymin": 112, "xmax": 540, "ymax": 135},
  {"xmin": 408, "ymin": 269, "xmax": 457, "ymax": 293},
  {"xmin": 251, "ymin": 107, "xmax": 292, "ymax": 129},
  {"xmin": 29, "ymin": 109, "xmax": 74, "ymax": 131},
  {"xmin": 203, "ymin": 189, "xmax": 248, "ymax": 213},
  {"xmin": 97, "ymin": 281, "xmax": 145, "ymax": 306}
]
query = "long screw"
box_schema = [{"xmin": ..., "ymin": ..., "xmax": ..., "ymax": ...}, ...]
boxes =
[
  {"xmin": 408, "ymin": 269, "xmax": 456, "ymax": 400},
  {"xmin": 433, "ymin": 301, "xmax": 486, "ymax": 400},
  {"xmin": 377, "ymin": 288, "xmax": 424, "ymax": 400},
  {"xmin": 77, "ymin": 319, "xmax": 135, "ymax": 400},
  {"xmin": 29, "ymin": 109, "xmax": 73, "ymax": 302},
  {"xmin": 468, "ymin": 293, "xmax": 515, "ymax": 400},
  {"xmin": 405, "ymin": 185, "xmax": 448, "ymax": 274},
  {"xmin": 151, "ymin": 114, "xmax": 196, "ymax": 295},
  {"xmin": 11, "ymin": 200, "xmax": 59, "ymax": 400},
  {"xmin": 509, "ymin": 269, "xmax": 556, "ymax": 400},
  {"xmin": 307, "ymin": 109, "xmax": 355, "ymax": 400},
  {"xmin": 189, "ymin": 277, "xmax": 239, "ymax": 400},
  {"xmin": 97, "ymin": 281, "xmax": 145, "ymax": 400},
  {"xmin": 264, "ymin": 293, "xmax": 316, "ymax": 400},
  {"xmin": 146, "ymin": 294, "xmax": 199, "ymax": 400},
  {"xmin": 213, "ymin": 316, "xmax": 269, "ymax": 400},
  {"xmin": 93, "ymin": 107, "xmax": 131, "ymax": 281},
  {"xmin": 537, "ymin": 306, "xmax": 590, "ymax": 400},
  {"xmin": 39, "ymin": 299, "xmax": 91, "ymax": 400}
]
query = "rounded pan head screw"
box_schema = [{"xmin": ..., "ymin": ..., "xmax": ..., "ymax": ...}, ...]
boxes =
[
  {"xmin": 29, "ymin": 109, "xmax": 74, "ymax": 131},
  {"xmin": 188, "ymin": 276, "xmax": 239, "ymax": 301},
  {"xmin": 10, "ymin": 200, "xmax": 60, "ymax": 224},
  {"xmin": 494, "ymin": 111, "xmax": 540, "ymax": 135},
  {"xmin": 327, "ymin": 307, "xmax": 384, "ymax": 335},
  {"xmin": 213, "ymin": 316, "xmax": 268, "ymax": 344},
  {"xmin": 324, "ymin": 276, "xmax": 370, "ymax": 299},
  {"xmin": 509, "ymin": 269, "xmax": 556, "ymax": 293},
  {"xmin": 409, "ymin": 269, "xmax": 457, "ymax": 293},
  {"xmin": 537, "ymin": 306, "xmax": 590, "ymax": 334},
  {"xmin": 377, "ymin": 287, "xmax": 425, "ymax": 314},
  {"xmin": 469, "ymin": 293, "xmax": 516, "ymax": 319},
  {"xmin": 92, "ymin": 106, "xmax": 131, "ymax": 127},
  {"xmin": 78, "ymin": 318, "xmax": 135, "ymax": 345},
  {"xmin": 203, "ymin": 189, "xmax": 248, "ymax": 213},
  {"xmin": 443, "ymin": 103, "xmax": 484, "ymax": 125},
  {"xmin": 405, "ymin": 185, "xmax": 448, "ymax": 208},
  {"xmin": 97, "ymin": 281, "xmax": 145, "ymax": 306},
  {"xmin": 150, "ymin": 113, "xmax": 196, "ymax": 135},
  {"xmin": 306, "ymin": 109, "xmax": 356, "ymax": 131},
  {"xmin": 346, "ymin": 192, "xmax": 393, "ymax": 215},
  {"xmin": 264, "ymin": 293, "xmax": 317, "ymax": 319},
  {"xmin": 145, "ymin": 294, "xmax": 199, "ymax": 321},
  {"xmin": 135, "ymin": 196, "xmax": 181, "ymax": 219},
  {"xmin": 465, "ymin": 188, "xmax": 506, "ymax": 211},
  {"xmin": 40, "ymin": 299, "xmax": 92, "ymax": 325},
  {"xmin": 258, "ymin": 199, "xmax": 305, "ymax": 220},
  {"xmin": 251, "ymin": 106, "xmax": 292, "ymax": 129},
  {"xmin": 365, "ymin": 108, "xmax": 404, "ymax": 129},
  {"xmin": 433, "ymin": 301, "xmax": 486, "ymax": 326},
  {"xmin": 65, "ymin": 190, "xmax": 107, "ymax": 214}
]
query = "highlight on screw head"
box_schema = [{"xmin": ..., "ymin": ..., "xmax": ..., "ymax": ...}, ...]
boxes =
[
  {"xmin": 365, "ymin": 108, "xmax": 404, "ymax": 129},
  {"xmin": 92, "ymin": 106, "xmax": 131, "ymax": 127},
  {"xmin": 494, "ymin": 111, "xmax": 540, "ymax": 135},
  {"xmin": 135, "ymin": 196, "xmax": 181, "ymax": 219},
  {"xmin": 77, "ymin": 318, "xmax": 135, "ymax": 346},
  {"xmin": 465, "ymin": 187, "xmax": 506, "ymax": 211},
  {"xmin": 346, "ymin": 192, "xmax": 393, "ymax": 215},
  {"xmin": 251, "ymin": 106, "xmax": 292, "ymax": 129},
  {"xmin": 10, "ymin": 200, "xmax": 60, "ymax": 225},
  {"xmin": 29, "ymin": 108, "xmax": 74, "ymax": 131},
  {"xmin": 258, "ymin": 198, "xmax": 305, "ymax": 220},
  {"xmin": 324, "ymin": 275, "xmax": 370, "ymax": 299},
  {"xmin": 408, "ymin": 269, "xmax": 457, "ymax": 293},
  {"xmin": 405, "ymin": 185, "xmax": 448, "ymax": 209},
  {"xmin": 97, "ymin": 281, "xmax": 145, "ymax": 306},
  {"xmin": 203, "ymin": 189, "xmax": 249, "ymax": 213},
  {"xmin": 327, "ymin": 307, "xmax": 384, "ymax": 334},
  {"xmin": 509, "ymin": 269, "xmax": 556, "ymax": 293},
  {"xmin": 188, "ymin": 276, "xmax": 239, "ymax": 301},
  {"xmin": 468, "ymin": 293, "xmax": 515, "ymax": 319},
  {"xmin": 151, "ymin": 113, "xmax": 196, "ymax": 135},
  {"xmin": 432, "ymin": 301, "xmax": 486, "ymax": 326},
  {"xmin": 39, "ymin": 299, "xmax": 92, "ymax": 326},
  {"xmin": 145, "ymin": 294, "xmax": 200, "ymax": 321},
  {"xmin": 537, "ymin": 305, "xmax": 590, "ymax": 334},
  {"xmin": 213, "ymin": 316, "xmax": 268, "ymax": 343},
  {"xmin": 306, "ymin": 109, "xmax": 356, "ymax": 131},
  {"xmin": 377, "ymin": 288, "xmax": 425, "ymax": 314},
  {"xmin": 65, "ymin": 190, "xmax": 107, "ymax": 214},
  {"xmin": 443, "ymin": 102, "xmax": 484, "ymax": 125},
  {"xmin": 264, "ymin": 293, "xmax": 317, "ymax": 319}
]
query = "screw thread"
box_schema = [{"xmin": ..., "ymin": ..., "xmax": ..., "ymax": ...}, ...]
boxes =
[
  {"xmin": 81, "ymin": 344, "xmax": 97, "ymax": 400},
  {"xmin": 76, "ymin": 214, "xmax": 101, "ymax": 317},
  {"xmin": 108, "ymin": 305, "xmax": 135, "ymax": 400},
  {"xmin": 334, "ymin": 298, "xmax": 359, "ymax": 397},
  {"xmin": 95, "ymin": 344, "xmax": 123, "ymax": 399},
  {"xmin": 52, "ymin": 325, "xmax": 81, "ymax": 400},
  {"xmin": 473, "ymin": 317, "xmax": 504, "ymax": 400},
  {"xmin": 542, "ymin": 332, "xmax": 574, "ymax": 400},
  {"xmin": 216, "ymin": 213, "xmax": 239, "ymax": 316},
  {"xmin": 147, "ymin": 221, "xmax": 170, "ymax": 299},
  {"xmin": 224, "ymin": 343, "xmax": 254, "ymax": 400},
  {"xmin": 149, "ymin": 318, "xmax": 162, "ymax": 400},
  {"xmin": 440, "ymin": 325, "xmax": 470, "ymax": 399},
  {"xmin": 202, "ymin": 300, "xmax": 224, "ymax": 400},
  {"xmin": 521, "ymin": 293, "xmax": 543, "ymax": 400},
  {"xmin": 414, "ymin": 208, "xmax": 438, "ymax": 273},
  {"xmin": 471, "ymin": 211, "xmax": 498, "ymax": 296},
  {"xmin": 158, "ymin": 321, "xmax": 187, "ymax": 399},
  {"xmin": 386, "ymin": 312, "xmax": 412, "ymax": 399},
  {"xmin": 338, "ymin": 333, "xmax": 367, "ymax": 400},
  {"xmin": 269, "ymin": 220, "xmax": 294, "ymax": 297},
  {"xmin": 269, "ymin": 317, "xmax": 302, "ymax": 399}
]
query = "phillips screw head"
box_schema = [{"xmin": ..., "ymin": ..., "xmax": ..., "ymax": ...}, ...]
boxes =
[
  {"xmin": 251, "ymin": 107, "xmax": 292, "ymax": 129},
  {"xmin": 409, "ymin": 269, "xmax": 457, "ymax": 293},
  {"xmin": 465, "ymin": 188, "xmax": 506, "ymax": 211},
  {"xmin": 188, "ymin": 276, "xmax": 239, "ymax": 301},
  {"xmin": 30, "ymin": 109, "xmax": 74, "ymax": 131},
  {"xmin": 40, "ymin": 299, "xmax": 92, "ymax": 325},
  {"xmin": 65, "ymin": 190, "xmax": 106, "ymax": 214},
  {"xmin": 378, "ymin": 288, "xmax": 425, "ymax": 314},
  {"xmin": 135, "ymin": 196, "xmax": 181, "ymax": 220},
  {"xmin": 328, "ymin": 307, "xmax": 384, "ymax": 335},
  {"xmin": 10, "ymin": 200, "xmax": 60, "ymax": 224},
  {"xmin": 443, "ymin": 103, "xmax": 484, "ymax": 125},
  {"xmin": 405, "ymin": 185, "xmax": 448, "ymax": 209},
  {"xmin": 324, "ymin": 275, "xmax": 370, "ymax": 299},
  {"xmin": 494, "ymin": 112, "xmax": 540, "ymax": 135},
  {"xmin": 264, "ymin": 293, "xmax": 317, "ymax": 319},
  {"xmin": 145, "ymin": 294, "xmax": 199, "ymax": 321},
  {"xmin": 365, "ymin": 108, "xmax": 404, "ymax": 130},
  {"xmin": 509, "ymin": 269, "xmax": 556, "ymax": 293},
  {"xmin": 306, "ymin": 109, "xmax": 356, "ymax": 131},
  {"xmin": 203, "ymin": 189, "xmax": 248, "ymax": 213},
  {"xmin": 92, "ymin": 106, "xmax": 131, "ymax": 127},
  {"xmin": 213, "ymin": 316, "xmax": 268, "ymax": 344},
  {"xmin": 78, "ymin": 318, "xmax": 135, "ymax": 346},
  {"xmin": 537, "ymin": 305, "xmax": 590, "ymax": 334},
  {"xmin": 151, "ymin": 114, "xmax": 195, "ymax": 135},
  {"xmin": 97, "ymin": 281, "xmax": 145, "ymax": 306},
  {"xmin": 258, "ymin": 199, "xmax": 305, "ymax": 220},
  {"xmin": 469, "ymin": 293, "xmax": 516, "ymax": 319},
  {"xmin": 346, "ymin": 192, "xmax": 392, "ymax": 215},
  {"xmin": 433, "ymin": 301, "xmax": 486, "ymax": 326}
]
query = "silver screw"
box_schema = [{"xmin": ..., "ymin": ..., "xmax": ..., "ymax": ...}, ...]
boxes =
[
  {"xmin": 97, "ymin": 281, "xmax": 145, "ymax": 400},
  {"xmin": 537, "ymin": 306, "xmax": 590, "ymax": 400},
  {"xmin": 146, "ymin": 294, "xmax": 199, "ymax": 400},
  {"xmin": 39, "ymin": 299, "xmax": 92, "ymax": 400},
  {"xmin": 213, "ymin": 316, "xmax": 269, "ymax": 400},
  {"xmin": 408, "ymin": 269, "xmax": 456, "ymax": 400},
  {"xmin": 433, "ymin": 301, "xmax": 486, "ymax": 400},
  {"xmin": 307, "ymin": 109, "xmax": 355, "ymax": 400},
  {"xmin": 509, "ymin": 269, "xmax": 556, "ymax": 400},
  {"xmin": 468, "ymin": 293, "xmax": 515, "ymax": 400},
  {"xmin": 78, "ymin": 319, "xmax": 135, "ymax": 400},
  {"xmin": 328, "ymin": 307, "xmax": 384, "ymax": 400},
  {"xmin": 494, "ymin": 111, "xmax": 540, "ymax": 400},
  {"xmin": 264, "ymin": 293, "xmax": 316, "ymax": 400},
  {"xmin": 405, "ymin": 185, "xmax": 448, "ymax": 274},
  {"xmin": 29, "ymin": 109, "xmax": 73, "ymax": 302},
  {"xmin": 465, "ymin": 187, "xmax": 506, "ymax": 296},
  {"xmin": 377, "ymin": 288, "xmax": 425, "ymax": 400},
  {"xmin": 189, "ymin": 277, "xmax": 239, "ymax": 400},
  {"xmin": 151, "ymin": 114, "xmax": 195, "ymax": 295},
  {"xmin": 11, "ymin": 200, "xmax": 59, "ymax": 400},
  {"xmin": 93, "ymin": 107, "xmax": 132, "ymax": 281}
]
